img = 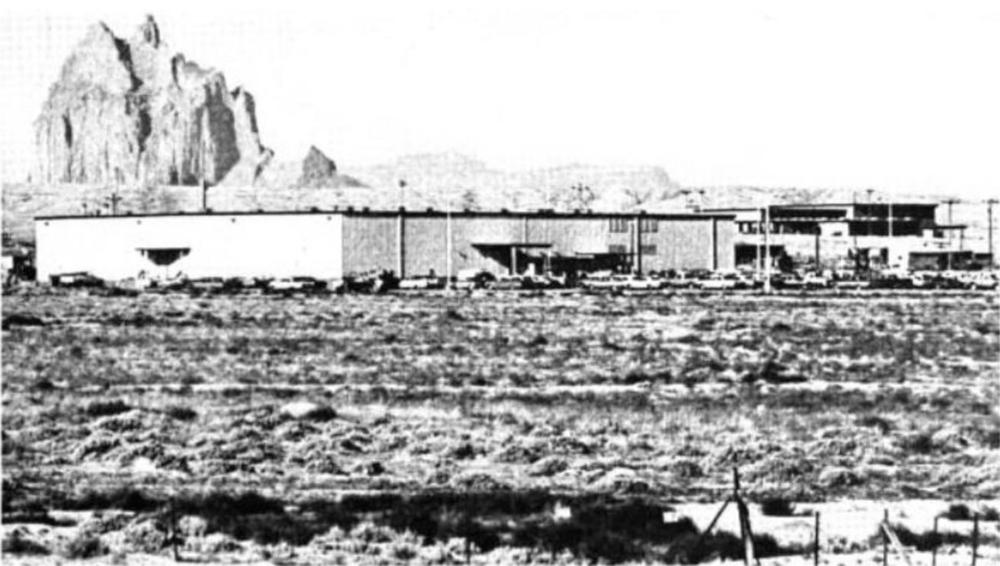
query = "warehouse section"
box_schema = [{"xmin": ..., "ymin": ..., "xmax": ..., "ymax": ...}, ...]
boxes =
[
  {"xmin": 34, "ymin": 208, "xmax": 736, "ymax": 283},
  {"xmin": 35, "ymin": 212, "xmax": 345, "ymax": 282}
]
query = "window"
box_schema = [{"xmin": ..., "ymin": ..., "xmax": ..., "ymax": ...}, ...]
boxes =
[
  {"xmin": 640, "ymin": 245, "xmax": 657, "ymax": 255},
  {"xmin": 640, "ymin": 218, "xmax": 658, "ymax": 233},
  {"xmin": 609, "ymin": 217, "xmax": 630, "ymax": 232},
  {"xmin": 608, "ymin": 244, "xmax": 627, "ymax": 254}
]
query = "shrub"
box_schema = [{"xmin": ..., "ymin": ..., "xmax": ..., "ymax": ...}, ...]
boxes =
[
  {"xmin": 760, "ymin": 497, "xmax": 796, "ymax": 517},
  {"xmin": 872, "ymin": 522, "xmax": 970, "ymax": 551},
  {"xmin": 389, "ymin": 530, "xmax": 422, "ymax": 560},
  {"xmin": 2, "ymin": 313, "xmax": 45, "ymax": 329},
  {"xmin": 121, "ymin": 519, "xmax": 167, "ymax": 553},
  {"xmin": 84, "ymin": 399, "xmax": 131, "ymax": 417},
  {"xmin": 2, "ymin": 529, "xmax": 50, "ymax": 555},
  {"xmin": 980, "ymin": 505, "xmax": 1000, "ymax": 522},
  {"xmin": 60, "ymin": 531, "xmax": 106, "ymax": 559},
  {"xmin": 70, "ymin": 486, "xmax": 161, "ymax": 512},
  {"xmin": 351, "ymin": 521, "xmax": 397, "ymax": 544},
  {"xmin": 166, "ymin": 405, "xmax": 198, "ymax": 421},
  {"xmin": 943, "ymin": 503, "xmax": 973, "ymax": 521},
  {"xmin": 856, "ymin": 414, "xmax": 893, "ymax": 434},
  {"xmin": 664, "ymin": 530, "xmax": 792, "ymax": 563},
  {"xmin": 899, "ymin": 431, "xmax": 935, "ymax": 455}
]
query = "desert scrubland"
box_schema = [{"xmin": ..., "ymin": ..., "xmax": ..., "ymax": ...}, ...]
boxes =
[{"xmin": 2, "ymin": 289, "xmax": 998, "ymax": 563}]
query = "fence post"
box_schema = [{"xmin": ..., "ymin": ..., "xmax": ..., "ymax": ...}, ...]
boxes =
[
  {"xmin": 882, "ymin": 509, "xmax": 889, "ymax": 566},
  {"xmin": 170, "ymin": 497, "xmax": 179, "ymax": 562},
  {"xmin": 464, "ymin": 492, "xmax": 472, "ymax": 565},
  {"xmin": 971, "ymin": 513, "xmax": 979, "ymax": 566},
  {"xmin": 932, "ymin": 516, "xmax": 939, "ymax": 566},
  {"xmin": 813, "ymin": 511, "xmax": 820, "ymax": 566}
]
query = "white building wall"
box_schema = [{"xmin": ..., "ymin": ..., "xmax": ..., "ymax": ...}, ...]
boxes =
[{"xmin": 35, "ymin": 213, "xmax": 344, "ymax": 281}]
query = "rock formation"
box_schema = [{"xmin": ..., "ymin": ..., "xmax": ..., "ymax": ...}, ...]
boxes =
[
  {"xmin": 298, "ymin": 145, "xmax": 338, "ymax": 186},
  {"xmin": 34, "ymin": 15, "xmax": 272, "ymax": 186},
  {"xmin": 288, "ymin": 146, "xmax": 365, "ymax": 188}
]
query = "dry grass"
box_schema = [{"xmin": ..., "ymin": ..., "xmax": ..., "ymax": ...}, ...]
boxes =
[{"xmin": 2, "ymin": 288, "xmax": 997, "ymax": 562}]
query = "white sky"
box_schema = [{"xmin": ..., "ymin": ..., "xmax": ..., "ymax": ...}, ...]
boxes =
[{"xmin": 2, "ymin": 0, "xmax": 999, "ymax": 197}]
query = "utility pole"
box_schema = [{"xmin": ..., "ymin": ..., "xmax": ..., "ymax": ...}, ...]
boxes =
[
  {"xmin": 866, "ymin": 188, "xmax": 874, "ymax": 238},
  {"xmin": 988, "ymin": 199, "xmax": 998, "ymax": 269},
  {"xmin": 764, "ymin": 205, "xmax": 772, "ymax": 293},
  {"xmin": 398, "ymin": 179, "xmax": 407, "ymax": 209},
  {"xmin": 105, "ymin": 191, "xmax": 122, "ymax": 215},
  {"xmin": 887, "ymin": 200, "xmax": 893, "ymax": 238},
  {"xmin": 851, "ymin": 191, "xmax": 859, "ymax": 252},
  {"xmin": 943, "ymin": 198, "xmax": 959, "ymax": 247},
  {"xmin": 755, "ymin": 212, "xmax": 762, "ymax": 278},
  {"xmin": 446, "ymin": 205, "xmax": 453, "ymax": 290}
]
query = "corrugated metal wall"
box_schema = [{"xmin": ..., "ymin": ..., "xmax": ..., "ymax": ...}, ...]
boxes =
[{"xmin": 341, "ymin": 212, "xmax": 735, "ymax": 277}]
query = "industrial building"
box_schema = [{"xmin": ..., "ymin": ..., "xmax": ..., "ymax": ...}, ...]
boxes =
[
  {"xmin": 34, "ymin": 208, "xmax": 736, "ymax": 282},
  {"xmin": 701, "ymin": 203, "xmax": 981, "ymax": 271}
]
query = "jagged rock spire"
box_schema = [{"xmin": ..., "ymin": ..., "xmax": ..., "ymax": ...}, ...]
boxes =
[{"xmin": 35, "ymin": 15, "xmax": 272, "ymax": 186}]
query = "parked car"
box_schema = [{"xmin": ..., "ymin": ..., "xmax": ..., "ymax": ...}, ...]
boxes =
[
  {"xmin": 50, "ymin": 271, "xmax": 104, "ymax": 288},
  {"xmin": 399, "ymin": 276, "xmax": 446, "ymax": 290},
  {"xmin": 833, "ymin": 277, "xmax": 871, "ymax": 290},
  {"xmin": 489, "ymin": 274, "xmax": 532, "ymax": 290},
  {"xmin": 525, "ymin": 273, "xmax": 567, "ymax": 289},
  {"xmin": 189, "ymin": 276, "xmax": 225, "ymax": 293},
  {"xmin": 268, "ymin": 276, "xmax": 326, "ymax": 293},
  {"xmin": 455, "ymin": 269, "xmax": 496, "ymax": 290},
  {"xmin": 580, "ymin": 271, "xmax": 622, "ymax": 290},
  {"xmin": 802, "ymin": 272, "xmax": 832, "ymax": 289},
  {"xmin": 664, "ymin": 271, "xmax": 696, "ymax": 288},
  {"xmin": 909, "ymin": 272, "xmax": 932, "ymax": 289},
  {"xmin": 960, "ymin": 271, "xmax": 998, "ymax": 290},
  {"xmin": 698, "ymin": 272, "xmax": 740, "ymax": 290},
  {"xmin": 623, "ymin": 275, "xmax": 665, "ymax": 290}
]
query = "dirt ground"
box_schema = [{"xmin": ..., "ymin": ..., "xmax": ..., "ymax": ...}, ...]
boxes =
[{"xmin": 2, "ymin": 288, "xmax": 997, "ymax": 563}]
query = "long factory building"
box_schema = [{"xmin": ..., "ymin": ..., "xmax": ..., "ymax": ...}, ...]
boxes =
[{"xmin": 34, "ymin": 208, "xmax": 737, "ymax": 282}]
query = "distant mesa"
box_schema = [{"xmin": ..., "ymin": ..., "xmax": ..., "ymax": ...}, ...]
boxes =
[
  {"xmin": 297, "ymin": 146, "xmax": 365, "ymax": 189},
  {"xmin": 34, "ymin": 15, "xmax": 273, "ymax": 186}
]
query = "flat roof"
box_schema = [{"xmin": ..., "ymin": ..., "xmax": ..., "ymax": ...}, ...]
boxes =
[
  {"xmin": 36, "ymin": 208, "xmax": 736, "ymax": 222},
  {"xmin": 702, "ymin": 202, "xmax": 938, "ymax": 212}
]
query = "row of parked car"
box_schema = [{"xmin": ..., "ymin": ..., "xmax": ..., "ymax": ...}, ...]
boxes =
[
  {"xmin": 396, "ymin": 268, "xmax": 1000, "ymax": 292},
  {"xmin": 49, "ymin": 272, "xmax": 333, "ymax": 294},
  {"xmin": 575, "ymin": 269, "xmax": 999, "ymax": 291},
  {"xmin": 48, "ymin": 267, "xmax": 999, "ymax": 295}
]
